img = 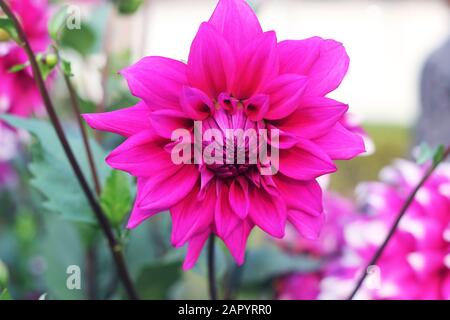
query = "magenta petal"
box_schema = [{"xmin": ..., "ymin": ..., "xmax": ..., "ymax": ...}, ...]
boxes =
[
  {"xmin": 288, "ymin": 209, "xmax": 325, "ymax": 240},
  {"xmin": 138, "ymin": 165, "xmax": 199, "ymax": 212},
  {"xmin": 82, "ymin": 102, "xmax": 150, "ymax": 137},
  {"xmin": 273, "ymin": 175, "xmax": 323, "ymax": 216},
  {"xmin": 126, "ymin": 178, "xmax": 161, "ymax": 229},
  {"xmin": 263, "ymin": 74, "xmax": 308, "ymax": 120},
  {"xmin": 233, "ymin": 31, "xmax": 279, "ymax": 99},
  {"xmin": 106, "ymin": 130, "xmax": 172, "ymax": 177},
  {"xmin": 221, "ymin": 219, "xmax": 253, "ymax": 265},
  {"xmin": 149, "ymin": 111, "xmax": 193, "ymax": 139},
  {"xmin": 278, "ymin": 37, "xmax": 349, "ymax": 96},
  {"xmin": 313, "ymin": 122, "xmax": 366, "ymax": 160},
  {"xmin": 170, "ymin": 183, "xmax": 215, "ymax": 247},
  {"xmin": 215, "ymin": 182, "xmax": 241, "ymax": 238},
  {"xmin": 209, "ymin": 0, "xmax": 263, "ymax": 54},
  {"xmin": 271, "ymin": 97, "xmax": 348, "ymax": 139},
  {"xmin": 244, "ymin": 94, "xmax": 269, "ymax": 121},
  {"xmin": 183, "ymin": 229, "xmax": 210, "ymax": 270},
  {"xmin": 279, "ymin": 139, "xmax": 337, "ymax": 180},
  {"xmin": 120, "ymin": 56, "xmax": 187, "ymax": 111},
  {"xmin": 229, "ymin": 177, "xmax": 250, "ymax": 219},
  {"xmin": 188, "ymin": 22, "xmax": 236, "ymax": 98},
  {"xmin": 180, "ymin": 86, "xmax": 214, "ymax": 120},
  {"xmin": 249, "ymin": 187, "xmax": 287, "ymax": 238}
]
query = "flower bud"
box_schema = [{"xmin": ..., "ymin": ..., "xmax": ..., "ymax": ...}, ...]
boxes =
[{"xmin": 44, "ymin": 53, "xmax": 58, "ymax": 68}]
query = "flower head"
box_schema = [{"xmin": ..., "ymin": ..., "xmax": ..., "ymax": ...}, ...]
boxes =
[
  {"xmin": 322, "ymin": 160, "xmax": 450, "ymax": 300},
  {"xmin": 84, "ymin": 0, "xmax": 365, "ymax": 269}
]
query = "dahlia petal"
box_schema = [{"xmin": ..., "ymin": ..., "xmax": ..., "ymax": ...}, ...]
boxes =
[
  {"xmin": 180, "ymin": 86, "xmax": 214, "ymax": 120},
  {"xmin": 263, "ymin": 74, "xmax": 308, "ymax": 120},
  {"xmin": 244, "ymin": 94, "xmax": 269, "ymax": 121},
  {"xmin": 271, "ymin": 97, "xmax": 348, "ymax": 139},
  {"xmin": 288, "ymin": 209, "xmax": 325, "ymax": 240},
  {"xmin": 229, "ymin": 177, "xmax": 250, "ymax": 219},
  {"xmin": 233, "ymin": 31, "xmax": 279, "ymax": 99},
  {"xmin": 120, "ymin": 56, "xmax": 187, "ymax": 111},
  {"xmin": 106, "ymin": 130, "xmax": 171, "ymax": 177},
  {"xmin": 279, "ymin": 139, "xmax": 337, "ymax": 180},
  {"xmin": 183, "ymin": 229, "xmax": 211, "ymax": 270},
  {"xmin": 126, "ymin": 178, "xmax": 161, "ymax": 229},
  {"xmin": 273, "ymin": 175, "xmax": 323, "ymax": 216},
  {"xmin": 82, "ymin": 102, "xmax": 150, "ymax": 137},
  {"xmin": 149, "ymin": 111, "xmax": 193, "ymax": 139},
  {"xmin": 278, "ymin": 37, "xmax": 349, "ymax": 96},
  {"xmin": 188, "ymin": 22, "xmax": 236, "ymax": 98},
  {"xmin": 209, "ymin": 0, "xmax": 263, "ymax": 54},
  {"xmin": 215, "ymin": 182, "xmax": 241, "ymax": 238},
  {"xmin": 221, "ymin": 219, "xmax": 253, "ymax": 265},
  {"xmin": 170, "ymin": 183, "xmax": 215, "ymax": 247},
  {"xmin": 313, "ymin": 122, "xmax": 366, "ymax": 160},
  {"xmin": 138, "ymin": 164, "xmax": 199, "ymax": 212},
  {"xmin": 249, "ymin": 187, "xmax": 287, "ymax": 238}
]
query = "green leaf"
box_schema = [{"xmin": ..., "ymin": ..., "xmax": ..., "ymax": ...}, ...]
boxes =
[
  {"xmin": 114, "ymin": 0, "xmax": 144, "ymax": 15},
  {"xmin": 48, "ymin": 5, "xmax": 69, "ymax": 42},
  {"xmin": 241, "ymin": 245, "xmax": 321, "ymax": 285},
  {"xmin": 0, "ymin": 288, "xmax": 12, "ymax": 300},
  {"xmin": 61, "ymin": 59, "xmax": 73, "ymax": 77},
  {"xmin": 0, "ymin": 114, "xmax": 110, "ymax": 224},
  {"xmin": 0, "ymin": 260, "xmax": 8, "ymax": 288},
  {"xmin": 0, "ymin": 18, "xmax": 19, "ymax": 43},
  {"xmin": 433, "ymin": 144, "xmax": 445, "ymax": 166},
  {"xmin": 9, "ymin": 62, "xmax": 29, "ymax": 73},
  {"xmin": 60, "ymin": 22, "xmax": 96, "ymax": 56},
  {"xmin": 100, "ymin": 170, "xmax": 133, "ymax": 227},
  {"xmin": 136, "ymin": 260, "xmax": 182, "ymax": 299}
]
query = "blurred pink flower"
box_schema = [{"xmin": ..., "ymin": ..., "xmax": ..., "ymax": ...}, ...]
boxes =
[
  {"xmin": 83, "ymin": 0, "xmax": 364, "ymax": 269},
  {"xmin": 322, "ymin": 160, "xmax": 450, "ymax": 300},
  {"xmin": 0, "ymin": 0, "xmax": 51, "ymax": 117},
  {"xmin": 0, "ymin": 0, "xmax": 51, "ymax": 187},
  {"xmin": 276, "ymin": 192, "xmax": 359, "ymax": 300}
]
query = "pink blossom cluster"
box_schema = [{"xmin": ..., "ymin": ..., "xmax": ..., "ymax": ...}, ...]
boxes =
[
  {"xmin": 277, "ymin": 160, "xmax": 450, "ymax": 300},
  {"xmin": 0, "ymin": 0, "xmax": 51, "ymax": 188}
]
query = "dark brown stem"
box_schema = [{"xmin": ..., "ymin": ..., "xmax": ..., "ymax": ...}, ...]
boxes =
[
  {"xmin": 86, "ymin": 245, "xmax": 97, "ymax": 300},
  {"xmin": 348, "ymin": 146, "xmax": 450, "ymax": 300},
  {"xmin": 0, "ymin": 0, "xmax": 139, "ymax": 300},
  {"xmin": 62, "ymin": 72, "xmax": 101, "ymax": 195},
  {"xmin": 208, "ymin": 234, "xmax": 218, "ymax": 300}
]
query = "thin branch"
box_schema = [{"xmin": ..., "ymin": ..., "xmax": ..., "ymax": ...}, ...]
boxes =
[
  {"xmin": 208, "ymin": 234, "xmax": 218, "ymax": 300},
  {"xmin": 62, "ymin": 71, "xmax": 102, "ymax": 195},
  {"xmin": 348, "ymin": 146, "xmax": 450, "ymax": 300},
  {"xmin": 0, "ymin": 0, "xmax": 139, "ymax": 300}
]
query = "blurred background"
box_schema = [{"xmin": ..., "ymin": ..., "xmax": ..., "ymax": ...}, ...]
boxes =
[{"xmin": 1, "ymin": 0, "xmax": 449, "ymax": 300}]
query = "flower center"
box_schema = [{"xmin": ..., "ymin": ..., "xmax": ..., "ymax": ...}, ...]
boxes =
[{"xmin": 201, "ymin": 106, "xmax": 261, "ymax": 179}]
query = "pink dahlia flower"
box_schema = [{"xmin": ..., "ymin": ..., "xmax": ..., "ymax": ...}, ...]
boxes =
[
  {"xmin": 322, "ymin": 160, "xmax": 450, "ymax": 300},
  {"xmin": 83, "ymin": 0, "xmax": 365, "ymax": 269},
  {"xmin": 0, "ymin": 0, "xmax": 51, "ymax": 117},
  {"xmin": 276, "ymin": 192, "xmax": 359, "ymax": 300}
]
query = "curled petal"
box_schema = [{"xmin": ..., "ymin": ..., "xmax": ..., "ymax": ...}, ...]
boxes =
[
  {"xmin": 278, "ymin": 37, "xmax": 349, "ymax": 97},
  {"xmin": 120, "ymin": 56, "xmax": 187, "ymax": 111},
  {"xmin": 215, "ymin": 182, "xmax": 241, "ymax": 238},
  {"xmin": 244, "ymin": 94, "xmax": 269, "ymax": 121},
  {"xmin": 180, "ymin": 86, "xmax": 214, "ymax": 120},
  {"xmin": 229, "ymin": 176, "xmax": 250, "ymax": 219}
]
